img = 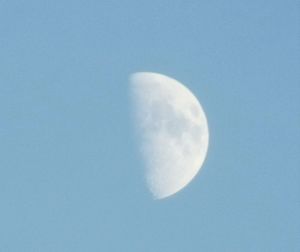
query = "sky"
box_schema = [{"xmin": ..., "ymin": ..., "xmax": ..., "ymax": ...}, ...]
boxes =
[{"xmin": 0, "ymin": 0, "xmax": 299, "ymax": 251}]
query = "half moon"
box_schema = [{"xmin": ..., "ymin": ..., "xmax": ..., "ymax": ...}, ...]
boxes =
[{"xmin": 130, "ymin": 72, "xmax": 209, "ymax": 199}]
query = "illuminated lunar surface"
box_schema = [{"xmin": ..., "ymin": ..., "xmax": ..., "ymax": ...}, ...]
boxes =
[{"xmin": 130, "ymin": 72, "xmax": 209, "ymax": 199}]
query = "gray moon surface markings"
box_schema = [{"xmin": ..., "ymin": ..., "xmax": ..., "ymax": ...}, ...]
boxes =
[{"xmin": 130, "ymin": 72, "xmax": 209, "ymax": 199}]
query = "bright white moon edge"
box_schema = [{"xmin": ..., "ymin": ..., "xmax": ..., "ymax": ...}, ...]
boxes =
[{"xmin": 130, "ymin": 72, "xmax": 209, "ymax": 200}]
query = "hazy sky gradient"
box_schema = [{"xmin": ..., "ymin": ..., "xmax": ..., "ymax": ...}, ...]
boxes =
[{"xmin": 0, "ymin": 0, "xmax": 299, "ymax": 251}]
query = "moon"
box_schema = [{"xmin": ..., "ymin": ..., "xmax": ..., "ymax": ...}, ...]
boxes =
[{"xmin": 130, "ymin": 72, "xmax": 209, "ymax": 199}]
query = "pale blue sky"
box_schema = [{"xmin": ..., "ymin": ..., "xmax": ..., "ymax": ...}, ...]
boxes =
[{"xmin": 0, "ymin": 0, "xmax": 299, "ymax": 251}]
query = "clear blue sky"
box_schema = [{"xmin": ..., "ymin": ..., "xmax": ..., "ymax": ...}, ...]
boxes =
[{"xmin": 0, "ymin": 0, "xmax": 299, "ymax": 251}]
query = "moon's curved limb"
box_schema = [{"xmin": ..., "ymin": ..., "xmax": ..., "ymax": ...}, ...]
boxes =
[{"xmin": 130, "ymin": 72, "xmax": 209, "ymax": 199}]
